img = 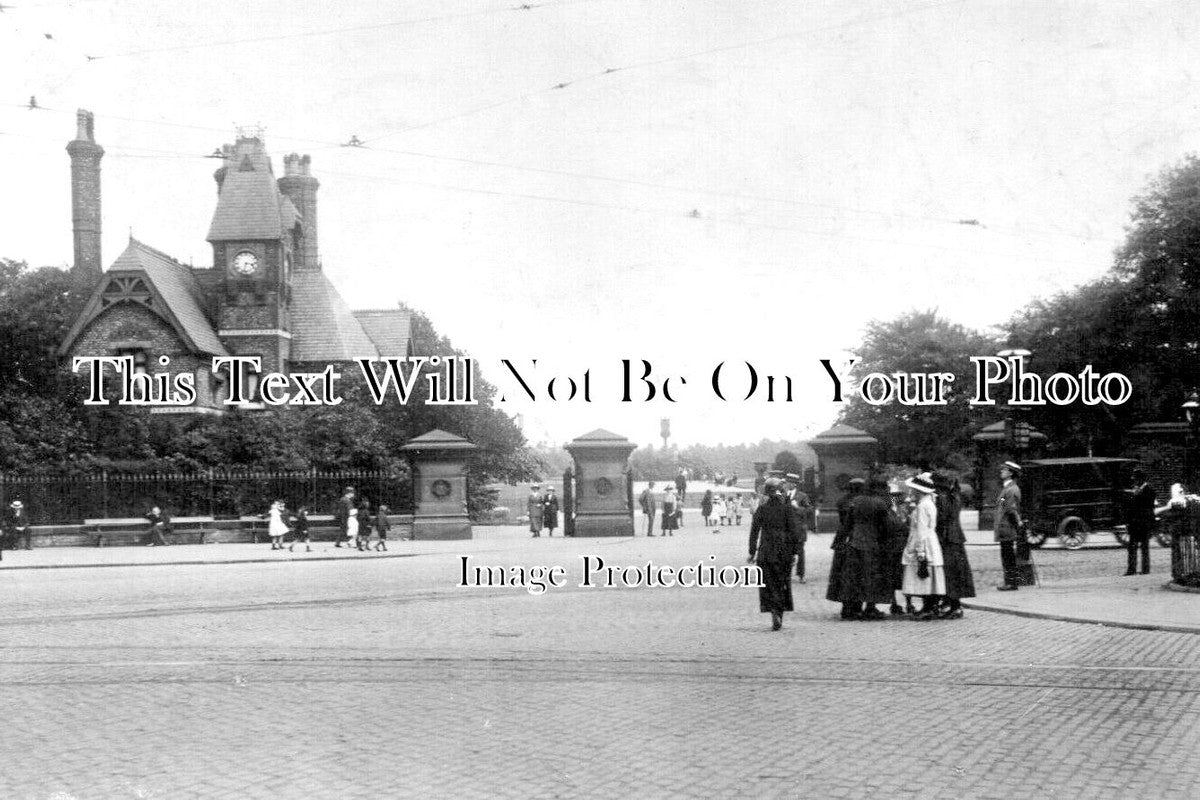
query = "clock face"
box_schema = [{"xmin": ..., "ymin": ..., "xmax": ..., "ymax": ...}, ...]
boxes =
[{"xmin": 231, "ymin": 251, "xmax": 259, "ymax": 276}]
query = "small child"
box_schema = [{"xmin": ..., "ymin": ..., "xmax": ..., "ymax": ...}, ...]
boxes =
[
  {"xmin": 375, "ymin": 504, "xmax": 390, "ymax": 551},
  {"xmin": 346, "ymin": 507, "xmax": 360, "ymax": 550},
  {"xmin": 288, "ymin": 506, "xmax": 311, "ymax": 552},
  {"xmin": 267, "ymin": 499, "xmax": 288, "ymax": 550}
]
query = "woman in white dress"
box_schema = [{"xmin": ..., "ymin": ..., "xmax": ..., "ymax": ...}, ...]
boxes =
[
  {"xmin": 267, "ymin": 499, "xmax": 289, "ymax": 550},
  {"xmin": 901, "ymin": 473, "xmax": 945, "ymax": 619}
]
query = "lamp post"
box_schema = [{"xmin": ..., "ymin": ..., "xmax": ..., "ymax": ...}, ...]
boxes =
[{"xmin": 1183, "ymin": 391, "xmax": 1199, "ymax": 487}]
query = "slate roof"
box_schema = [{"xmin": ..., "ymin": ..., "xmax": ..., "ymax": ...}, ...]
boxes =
[
  {"xmin": 808, "ymin": 423, "xmax": 878, "ymax": 447},
  {"xmin": 289, "ymin": 271, "xmax": 382, "ymax": 361},
  {"xmin": 352, "ymin": 309, "xmax": 412, "ymax": 357},
  {"xmin": 401, "ymin": 429, "xmax": 477, "ymax": 451},
  {"xmin": 60, "ymin": 239, "xmax": 227, "ymax": 356},
  {"xmin": 207, "ymin": 139, "xmax": 297, "ymax": 242}
]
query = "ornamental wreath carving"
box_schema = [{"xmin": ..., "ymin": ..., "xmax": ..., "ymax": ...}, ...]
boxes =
[{"xmin": 430, "ymin": 479, "xmax": 452, "ymax": 499}]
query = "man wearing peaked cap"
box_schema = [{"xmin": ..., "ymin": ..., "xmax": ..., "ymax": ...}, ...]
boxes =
[
  {"xmin": 994, "ymin": 461, "xmax": 1023, "ymax": 590},
  {"xmin": 5, "ymin": 499, "xmax": 31, "ymax": 551},
  {"xmin": 783, "ymin": 473, "xmax": 814, "ymax": 582},
  {"xmin": 528, "ymin": 485, "xmax": 543, "ymax": 538}
]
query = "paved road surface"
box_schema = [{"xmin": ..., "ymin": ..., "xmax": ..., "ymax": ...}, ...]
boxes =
[{"xmin": 1, "ymin": 530, "xmax": 1196, "ymax": 798}]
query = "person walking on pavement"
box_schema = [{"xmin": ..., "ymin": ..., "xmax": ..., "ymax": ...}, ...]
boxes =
[
  {"xmin": 701, "ymin": 490, "xmax": 714, "ymax": 527},
  {"xmin": 639, "ymin": 482, "xmax": 657, "ymax": 536},
  {"xmin": 374, "ymin": 504, "xmax": 391, "ymax": 551},
  {"xmin": 902, "ymin": 473, "xmax": 945, "ymax": 619},
  {"xmin": 4, "ymin": 499, "xmax": 31, "ymax": 552},
  {"xmin": 542, "ymin": 487, "xmax": 559, "ymax": 537},
  {"xmin": 288, "ymin": 506, "xmax": 311, "ymax": 552},
  {"xmin": 1124, "ymin": 468, "xmax": 1156, "ymax": 575},
  {"xmin": 334, "ymin": 486, "xmax": 355, "ymax": 548},
  {"xmin": 661, "ymin": 486, "xmax": 679, "ymax": 536},
  {"xmin": 528, "ymin": 485, "xmax": 544, "ymax": 537},
  {"xmin": 144, "ymin": 505, "xmax": 171, "ymax": 546},
  {"xmin": 932, "ymin": 471, "xmax": 975, "ymax": 618},
  {"xmin": 266, "ymin": 499, "xmax": 289, "ymax": 550},
  {"xmin": 674, "ymin": 469, "xmax": 688, "ymax": 525},
  {"xmin": 748, "ymin": 478, "xmax": 800, "ymax": 631},
  {"xmin": 994, "ymin": 462, "xmax": 1023, "ymax": 591}
]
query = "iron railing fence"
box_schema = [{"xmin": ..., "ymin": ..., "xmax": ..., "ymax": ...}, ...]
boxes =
[{"xmin": 0, "ymin": 469, "xmax": 412, "ymax": 524}]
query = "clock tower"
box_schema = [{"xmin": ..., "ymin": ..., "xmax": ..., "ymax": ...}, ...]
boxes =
[{"xmin": 206, "ymin": 130, "xmax": 301, "ymax": 377}]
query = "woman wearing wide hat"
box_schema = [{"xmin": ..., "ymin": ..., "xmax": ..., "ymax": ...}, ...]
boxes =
[{"xmin": 901, "ymin": 473, "xmax": 945, "ymax": 619}]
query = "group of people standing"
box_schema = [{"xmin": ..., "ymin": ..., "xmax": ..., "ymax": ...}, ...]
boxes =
[
  {"xmin": 527, "ymin": 485, "xmax": 560, "ymax": 537},
  {"xmin": 824, "ymin": 471, "xmax": 976, "ymax": 621}
]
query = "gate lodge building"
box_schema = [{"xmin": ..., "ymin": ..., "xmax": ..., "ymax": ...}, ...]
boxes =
[{"xmin": 58, "ymin": 111, "xmax": 411, "ymax": 412}]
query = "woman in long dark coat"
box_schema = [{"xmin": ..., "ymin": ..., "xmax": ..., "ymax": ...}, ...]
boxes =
[
  {"xmin": 748, "ymin": 479, "xmax": 800, "ymax": 631},
  {"xmin": 828, "ymin": 478, "xmax": 892, "ymax": 620},
  {"xmin": 886, "ymin": 486, "xmax": 913, "ymax": 615},
  {"xmin": 933, "ymin": 472, "xmax": 975, "ymax": 618},
  {"xmin": 825, "ymin": 479, "xmax": 863, "ymax": 611}
]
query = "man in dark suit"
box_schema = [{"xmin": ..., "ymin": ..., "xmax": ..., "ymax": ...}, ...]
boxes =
[
  {"xmin": 1124, "ymin": 468, "xmax": 1156, "ymax": 575},
  {"xmin": 994, "ymin": 462, "xmax": 1023, "ymax": 590},
  {"xmin": 638, "ymin": 482, "xmax": 657, "ymax": 536},
  {"xmin": 4, "ymin": 499, "xmax": 32, "ymax": 552},
  {"xmin": 748, "ymin": 478, "xmax": 800, "ymax": 631},
  {"xmin": 784, "ymin": 474, "xmax": 812, "ymax": 583},
  {"xmin": 334, "ymin": 486, "xmax": 355, "ymax": 547},
  {"xmin": 542, "ymin": 488, "xmax": 560, "ymax": 537}
]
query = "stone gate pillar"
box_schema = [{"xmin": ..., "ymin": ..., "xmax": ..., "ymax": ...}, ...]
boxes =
[
  {"xmin": 564, "ymin": 429, "xmax": 637, "ymax": 537},
  {"xmin": 402, "ymin": 429, "xmax": 477, "ymax": 540},
  {"xmin": 808, "ymin": 424, "xmax": 879, "ymax": 532}
]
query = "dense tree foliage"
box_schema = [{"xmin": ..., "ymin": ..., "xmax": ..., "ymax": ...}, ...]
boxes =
[
  {"xmin": 836, "ymin": 310, "xmax": 1001, "ymax": 469},
  {"xmin": 0, "ymin": 263, "xmax": 535, "ymax": 514}
]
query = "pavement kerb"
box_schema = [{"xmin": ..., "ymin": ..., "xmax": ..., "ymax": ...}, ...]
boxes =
[
  {"xmin": 962, "ymin": 584, "xmax": 1200, "ymax": 635},
  {"xmin": 0, "ymin": 551, "xmax": 423, "ymax": 571}
]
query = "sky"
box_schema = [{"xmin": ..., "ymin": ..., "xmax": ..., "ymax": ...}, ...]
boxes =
[{"xmin": 1, "ymin": 0, "xmax": 1196, "ymax": 447}]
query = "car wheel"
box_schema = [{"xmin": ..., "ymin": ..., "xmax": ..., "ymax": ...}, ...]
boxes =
[
  {"xmin": 1058, "ymin": 517, "xmax": 1089, "ymax": 550},
  {"xmin": 1025, "ymin": 527, "xmax": 1048, "ymax": 548},
  {"xmin": 1154, "ymin": 528, "xmax": 1172, "ymax": 548},
  {"xmin": 1112, "ymin": 526, "xmax": 1129, "ymax": 546}
]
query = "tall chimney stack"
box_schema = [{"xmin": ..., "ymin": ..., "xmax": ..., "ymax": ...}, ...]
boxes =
[
  {"xmin": 66, "ymin": 109, "xmax": 104, "ymax": 284},
  {"xmin": 278, "ymin": 153, "xmax": 320, "ymax": 271}
]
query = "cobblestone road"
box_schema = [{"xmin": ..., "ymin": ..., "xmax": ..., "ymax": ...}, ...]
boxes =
[{"xmin": 1, "ymin": 533, "xmax": 1196, "ymax": 799}]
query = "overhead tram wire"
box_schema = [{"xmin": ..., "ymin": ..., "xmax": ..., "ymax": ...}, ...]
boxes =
[
  {"xmin": 359, "ymin": 0, "xmax": 970, "ymax": 146},
  {"xmin": 3, "ymin": 102, "xmax": 1109, "ymax": 245},
  {"xmin": 83, "ymin": 0, "xmax": 598, "ymax": 61}
]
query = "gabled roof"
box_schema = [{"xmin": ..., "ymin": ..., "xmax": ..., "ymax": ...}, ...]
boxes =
[
  {"xmin": 402, "ymin": 429, "xmax": 477, "ymax": 452},
  {"xmin": 289, "ymin": 271, "xmax": 381, "ymax": 361},
  {"xmin": 59, "ymin": 239, "xmax": 227, "ymax": 356},
  {"xmin": 207, "ymin": 139, "xmax": 295, "ymax": 242},
  {"xmin": 353, "ymin": 309, "xmax": 412, "ymax": 357}
]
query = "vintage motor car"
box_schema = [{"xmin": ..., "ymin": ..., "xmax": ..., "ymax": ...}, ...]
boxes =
[{"xmin": 1018, "ymin": 457, "xmax": 1166, "ymax": 550}]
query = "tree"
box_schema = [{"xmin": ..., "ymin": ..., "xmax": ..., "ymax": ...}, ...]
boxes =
[
  {"xmin": 838, "ymin": 309, "xmax": 1001, "ymax": 468},
  {"xmin": 1006, "ymin": 154, "xmax": 1200, "ymax": 452}
]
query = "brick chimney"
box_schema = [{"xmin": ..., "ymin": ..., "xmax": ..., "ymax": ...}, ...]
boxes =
[
  {"xmin": 277, "ymin": 153, "xmax": 320, "ymax": 271},
  {"xmin": 66, "ymin": 109, "xmax": 104, "ymax": 285}
]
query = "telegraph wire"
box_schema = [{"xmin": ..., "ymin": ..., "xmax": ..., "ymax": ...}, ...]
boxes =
[
  {"xmin": 84, "ymin": 0, "xmax": 597, "ymax": 61},
  {"xmin": 360, "ymin": 0, "xmax": 970, "ymax": 145},
  {"xmin": 2, "ymin": 101, "xmax": 1109, "ymax": 244}
]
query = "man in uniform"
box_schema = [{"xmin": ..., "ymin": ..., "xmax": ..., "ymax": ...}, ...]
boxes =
[
  {"xmin": 994, "ymin": 462, "xmax": 1023, "ymax": 590},
  {"xmin": 748, "ymin": 478, "xmax": 800, "ymax": 631},
  {"xmin": 638, "ymin": 481, "xmax": 657, "ymax": 536},
  {"xmin": 1124, "ymin": 468, "xmax": 1156, "ymax": 575}
]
